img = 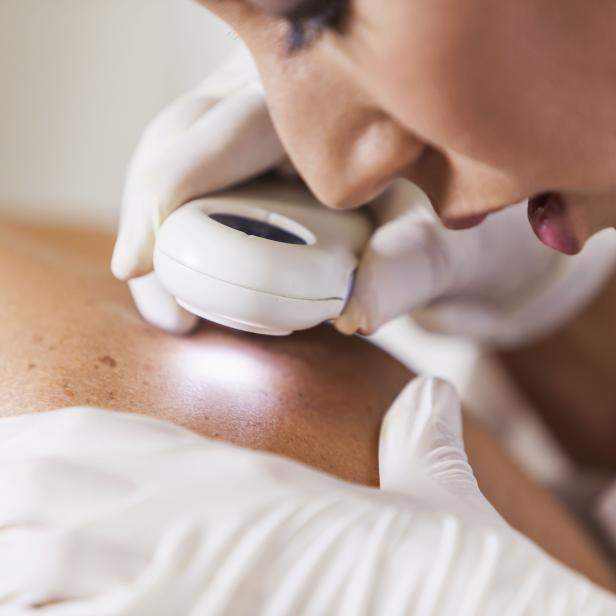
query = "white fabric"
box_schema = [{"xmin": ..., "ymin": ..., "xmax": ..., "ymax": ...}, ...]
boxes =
[{"xmin": 1, "ymin": 377, "xmax": 614, "ymax": 615}]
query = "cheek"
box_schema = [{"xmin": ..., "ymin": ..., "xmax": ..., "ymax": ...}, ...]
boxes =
[
  {"xmin": 347, "ymin": 0, "xmax": 559, "ymax": 179},
  {"xmin": 570, "ymin": 192, "xmax": 616, "ymax": 241},
  {"xmin": 366, "ymin": 42, "xmax": 516, "ymax": 164}
]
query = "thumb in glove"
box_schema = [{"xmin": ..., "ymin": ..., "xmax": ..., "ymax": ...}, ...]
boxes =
[
  {"xmin": 336, "ymin": 181, "xmax": 453, "ymax": 335},
  {"xmin": 379, "ymin": 376, "xmax": 502, "ymax": 524}
]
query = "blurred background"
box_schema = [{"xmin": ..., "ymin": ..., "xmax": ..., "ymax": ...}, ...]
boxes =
[{"xmin": 0, "ymin": 0, "xmax": 239, "ymax": 229}]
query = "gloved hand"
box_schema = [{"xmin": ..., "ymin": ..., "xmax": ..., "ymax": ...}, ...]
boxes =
[
  {"xmin": 1, "ymin": 379, "xmax": 614, "ymax": 614},
  {"xmin": 336, "ymin": 181, "xmax": 616, "ymax": 348},
  {"xmin": 111, "ymin": 45, "xmax": 286, "ymax": 333}
]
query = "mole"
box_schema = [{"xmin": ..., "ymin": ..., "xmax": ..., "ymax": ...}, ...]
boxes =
[{"xmin": 98, "ymin": 355, "xmax": 117, "ymax": 368}]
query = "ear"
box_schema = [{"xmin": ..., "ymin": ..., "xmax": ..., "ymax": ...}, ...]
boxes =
[{"xmin": 379, "ymin": 377, "xmax": 499, "ymax": 520}]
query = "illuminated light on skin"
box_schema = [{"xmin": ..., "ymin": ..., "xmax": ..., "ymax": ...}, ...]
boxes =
[
  {"xmin": 165, "ymin": 339, "xmax": 288, "ymax": 435},
  {"xmin": 171, "ymin": 342, "xmax": 276, "ymax": 392}
]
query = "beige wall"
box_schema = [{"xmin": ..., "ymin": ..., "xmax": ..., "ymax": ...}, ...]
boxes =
[{"xmin": 0, "ymin": 0, "xmax": 239, "ymax": 229}]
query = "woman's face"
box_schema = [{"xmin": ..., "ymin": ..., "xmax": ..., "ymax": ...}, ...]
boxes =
[{"xmin": 201, "ymin": 0, "xmax": 616, "ymax": 254}]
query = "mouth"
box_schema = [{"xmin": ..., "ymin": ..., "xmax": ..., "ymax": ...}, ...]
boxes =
[{"xmin": 527, "ymin": 192, "xmax": 581, "ymax": 255}]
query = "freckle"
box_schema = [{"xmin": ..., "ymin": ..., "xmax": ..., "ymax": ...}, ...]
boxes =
[
  {"xmin": 48, "ymin": 345, "xmax": 56, "ymax": 351},
  {"xmin": 27, "ymin": 362, "xmax": 36, "ymax": 370},
  {"xmin": 98, "ymin": 355, "xmax": 117, "ymax": 368},
  {"xmin": 63, "ymin": 386, "xmax": 75, "ymax": 399},
  {"xmin": 108, "ymin": 391, "xmax": 116, "ymax": 400},
  {"xmin": 32, "ymin": 334, "xmax": 43, "ymax": 343}
]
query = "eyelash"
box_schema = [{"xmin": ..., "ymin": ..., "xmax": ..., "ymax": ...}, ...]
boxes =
[{"xmin": 285, "ymin": 0, "xmax": 346, "ymax": 53}]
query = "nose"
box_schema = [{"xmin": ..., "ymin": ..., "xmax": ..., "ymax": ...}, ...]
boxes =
[
  {"xmin": 250, "ymin": 48, "xmax": 425, "ymax": 211},
  {"xmin": 305, "ymin": 111, "xmax": 425, "ymax": 210},
  {"xmin": 235, "ymin": 23, "xmax": 425, "ymax": 211}
]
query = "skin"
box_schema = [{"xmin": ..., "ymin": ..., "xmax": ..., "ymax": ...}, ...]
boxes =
[
  {"xmin": 0, "ymin": 217, "xmax": 615, "ymax": 590},
  {"xmin": 200, "ymin": 0, "xmax": 616, "ymax": 249}
]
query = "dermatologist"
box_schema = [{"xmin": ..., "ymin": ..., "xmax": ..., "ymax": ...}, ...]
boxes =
[{"xmin": 107, "ymin": 0, "xmax": 616, "ymax": 609}]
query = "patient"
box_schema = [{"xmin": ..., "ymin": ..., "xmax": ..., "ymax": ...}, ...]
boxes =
[{"xmin": 1, "ymin": 216, "xmax": 615, "ymax": 591}]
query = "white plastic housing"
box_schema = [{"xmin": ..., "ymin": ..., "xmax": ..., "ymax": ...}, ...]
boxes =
[{"xmin": 154, "ymin": 177, "xmax": 372, "ymax": 335}]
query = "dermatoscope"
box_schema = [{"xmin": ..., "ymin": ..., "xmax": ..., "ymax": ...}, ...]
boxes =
[{"xmin": 154, "ymin": 177, "xmax": 372, "ymax": 335}]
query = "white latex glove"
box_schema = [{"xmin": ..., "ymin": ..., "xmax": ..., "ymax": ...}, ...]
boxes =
[
  {"xmin": 1, "ymin": 379, "xmax": 614, "ymax": 614},
  {"xmin": 336, "ymin": 181, "xmax": 616, "ymax": 348},
  {"xmin": 111, "ymin": 45, "xmax": 286, "ymax": 333}
]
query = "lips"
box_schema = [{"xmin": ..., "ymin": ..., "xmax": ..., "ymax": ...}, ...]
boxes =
[
  {"xmin": 442, "ymin": 213, "xmax": 488, "ymax": 230},
  {"xmin": 527, "ymin": 193, "xmax": 580, "ymax": 255}
]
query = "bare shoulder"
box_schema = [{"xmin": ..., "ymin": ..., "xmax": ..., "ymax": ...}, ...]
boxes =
[{"xmin": 0, "ymin": 217, "xmax": 409, "ymax": 485}]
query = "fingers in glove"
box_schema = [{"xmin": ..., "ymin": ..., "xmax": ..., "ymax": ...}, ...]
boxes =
[
  {"xmin": 112, "ymin": 85, "xmax": 285, "ymax": 281},
  {"xmin": 128, "ymin": 273, "xmax": 199, "ymax": 334},
  {"xmin": 379, "ymin": 377, "xmax": 496, "ymax": 518},
  {"xmin": 335, "ymin": 191, "xmax": 453, "ymax": 335}
]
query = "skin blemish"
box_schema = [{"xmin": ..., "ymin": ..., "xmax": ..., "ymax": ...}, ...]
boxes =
[
  {"xmin": 27, "ymin": 362, "xmax": 36, "ymax": 370},
  {"xmin": 98, "ymin": 355, "xmax": 117, "ymax": 368},
  {"xmin": 62, "ymin": 381, "xmax": 75, "ymax": 399}
]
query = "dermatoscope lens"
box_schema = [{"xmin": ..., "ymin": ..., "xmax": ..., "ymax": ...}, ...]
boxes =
[{"xmin": 209, "ymin": 213, "xmax": 307, "ymax": 245}]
